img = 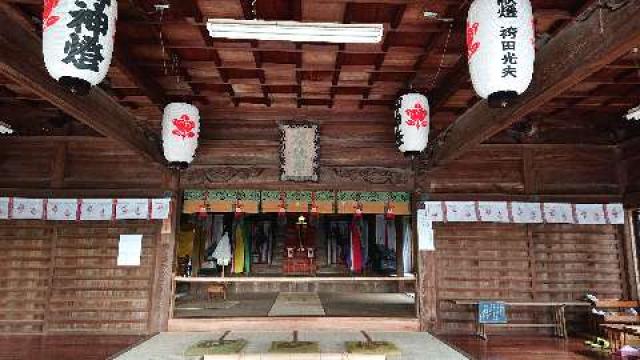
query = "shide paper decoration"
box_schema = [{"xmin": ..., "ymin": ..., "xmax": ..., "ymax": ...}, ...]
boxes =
[
  {"xmin": 467, "ymin": 0, "xmax": 535, "ymax": 108},
  {"xmin": 394, "ymin": 92, "xmax": 430, "ymax": 155},
  {"xmin": 162, "ymin": 103, "xmax": 200, "ymax": 169},
  {"xmin": 279, "ymin": 123, "xmax": 319, "ymax": 182},
  {"xmin": 43, "ymin": 0, "xmax": 118, "ymax": 95},
  {"xmin": 422, "ymin": 201, "xmax": 624, "ymax": 225},
  {"xmin": 0, "ymin": 197, "xmax": 171, "ymax": 221}
]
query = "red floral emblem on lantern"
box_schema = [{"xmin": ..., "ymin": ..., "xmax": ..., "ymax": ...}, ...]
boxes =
[
  {"xmin": 404, "ymin": 102, "xmax": 428, "ymax": 129},
  {"xmin": 171, "ymin": 114, "xmax": 196, "ymax": 139},
  {"xmin": 466, "ymin": 21, "xmax": 480, "ymax": 60},
  {"xmin": 43, "ymin": 0, "xmax": 60, "ymax": 30}
]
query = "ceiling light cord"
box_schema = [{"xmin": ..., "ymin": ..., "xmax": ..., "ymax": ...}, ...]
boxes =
[{"xmin": 429, "ymin": 23, "xmax": 453, "ymax": 90}]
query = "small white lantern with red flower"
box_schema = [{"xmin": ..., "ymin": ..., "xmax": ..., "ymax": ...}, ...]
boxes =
[
  {"xmin": 162, "ymin": 103, "xmax": 200, "ymax": 169},
  {"xmin": 42, "ymin": 0, "xmax": 118, "ymax": 95},
  {"xmin": 394, "ymin": 93, "xmax": 430, "ymax": 155},
  {"xmin": 467, "ymin": 0, "xmax": 535, "ymax": 108}
]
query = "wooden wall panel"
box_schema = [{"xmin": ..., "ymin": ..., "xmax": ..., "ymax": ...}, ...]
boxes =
[
  {"xmin": 0, "ymin": 221, "xmax": 161, "ymax": 335},
  {"xmin": 0, "ymin": 143, "xmax": 55, "ymax": 188},
  {"xmin": 0, "ymin": 223, "xmax": 52, "ymax": 333},
  {"xmin": 434, "ymin": 223, "xmax": 626, "ymax": 335}
]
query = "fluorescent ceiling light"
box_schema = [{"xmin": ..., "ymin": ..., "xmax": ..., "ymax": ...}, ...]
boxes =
[
  {"xmin": 207, "ymin": 19, "xmax": 383, "ymax": 44},
  {"xmin": 0, "ymin": 121, "xmax": 13, "ymax": 134},
  {"xmin": 626, "ymin": 104, "xmax": 640, "ymax": 121}
]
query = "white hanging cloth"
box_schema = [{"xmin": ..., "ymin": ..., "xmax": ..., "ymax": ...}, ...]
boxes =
[{"xmin": 212, "ymin": 232, "xmax": 232, "ymax": 266}]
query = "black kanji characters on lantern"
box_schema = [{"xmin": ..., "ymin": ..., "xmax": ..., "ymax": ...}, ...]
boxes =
[
  {"xmin": 499, "ymin": 26, "xmax": 518, "ymax": 78},
  {"xmin": 497, "ymin": 0, "xmax": 518, "ymax": 18},
  {"xmin": 62, "ymin": 0, "xmax": 111, "ymax": 72}
]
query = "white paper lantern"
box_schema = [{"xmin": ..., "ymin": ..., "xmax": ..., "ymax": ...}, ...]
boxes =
[
  {"xmin": 467, "ymin": 0, "xmax": 535, "ymax": 108},
  {"xmin": 394, "ymin": 93, "xmax": 430, "ymax": 154},
  {"xmin": 162, "ymin": 103, "xmax": 200, "ymax": 168},
  {"xmin": 42, "ymin": 0, "xmax": 118, "ymax": 95}
]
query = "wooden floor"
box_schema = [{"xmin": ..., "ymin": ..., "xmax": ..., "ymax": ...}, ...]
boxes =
[
  {"xmin": 0, "ymin": 335, "xmax": 145, "ymax": 360},
  {"xmin": 441, "ymin": 336, "xmax": 613, "ymax": 360}
]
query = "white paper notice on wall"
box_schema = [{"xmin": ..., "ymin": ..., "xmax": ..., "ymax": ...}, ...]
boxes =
[
  {"xmin": 445, "ymin": 201, "xmax": 478, "ymax": 222},
  {"xmin": 575, "ymin": 204, "xmax": 606, "ymax": 225},
  {"xmin": 0, "ymin": 198, "xmax": 9, "ymax": 220},
  {"xmin": 606, "ymin": 203, "xmax": 624, "ymax": 224},
  {"xmin": 116, "ymin": 199, "xmax": 149, "ymax": 220},
  {"xmin": 417, "ymin": 209, "xmax": 435, "ymax": 251},
  {"xmin": 118, "ymin": 234, "xmax": 143, "ymax": 266},
  {"xmin": 46, "ymin": 199, "xmax": 79, "ymax": 221},
  {"xmin": 477, "ymin": 201, "xmax": 510, "ymax": 223}
]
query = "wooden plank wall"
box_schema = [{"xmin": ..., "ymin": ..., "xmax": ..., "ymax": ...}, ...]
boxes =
[
  {"xmin": 423, "ymin": 145, "xmax": 621, "ymax": 198},
  {"xmin": 0, "ymin": 221, "xmax": 161, "ymax": 335},
  {"xmin": 434, "ymin": 223, "xmax": 626, "ymax": 334},
  {"xmin": 0, "ymin": 139, "xmax": 165, "ymax": 191}
]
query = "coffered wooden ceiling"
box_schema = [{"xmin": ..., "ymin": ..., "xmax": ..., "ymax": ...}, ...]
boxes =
[{"xmin": 1, "ymin": 0, "xmax": 640, "ymax": 144}]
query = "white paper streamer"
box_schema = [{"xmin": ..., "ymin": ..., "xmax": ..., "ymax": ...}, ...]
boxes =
[
  {"xmin": 115, "ymin": 199, "xmax": 149, "ymax": 220},
  {"xmin": 0, "ymin": 198, "xmax": 9, "ymax": 219},
  {"xmin": 12, "ymin": 198, "xmax": 44, "ymax": 220},
  {"xmin": 477, "ymin": 201, "xmax": 510, "ymax": 223},
  {"xmin": 575, "ymin": 204, "xmax": 606, "ymax": 225},
  {"xmin": 543, "ymin": 203, "xmax": 574, "ymax": 224},
  {"xmin": 46, "ymin": 199, "xmax": 78, "ymax": 221},
  {"xmin": 151, "ymin": 198, "xmax": 171, "ymax": 220},
  {"xmin": 606, "ymin": 203, "xmax": 624, "ymax": 224},
  {"xmin": 424, "ymin": 201, "xmax": 445, "ymax": 222},
  {"xmin": 80, "ymin": 199, "xmax": 113, "ymax": 221},
  {"xmin": 445, "ymin": 201, "xmax": 478, "ymax": 222},
  {"xmin": 510, "ymin": 202, "xmax": 543, "ymax": 223}
]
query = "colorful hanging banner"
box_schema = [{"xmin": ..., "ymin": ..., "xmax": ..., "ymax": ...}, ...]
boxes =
[
  {"xmin": 336, "ymin": 191, "xmax": 410, "ymax": 215},
  {"xmin": 182, "ymin": 190, "xmax": 260, "ymax": 214}
]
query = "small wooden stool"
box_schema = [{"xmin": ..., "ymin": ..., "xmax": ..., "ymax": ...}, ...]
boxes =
[{"xmin": 207, "ymin": 284, "xmax": 226, "ymax": 301}]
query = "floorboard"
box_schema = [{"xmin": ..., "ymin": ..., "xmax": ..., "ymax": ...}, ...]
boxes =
[
  {"xmin": 440, "ymin": 335, "xmax": 613, "ymax": 360},
  {"xmin": 0, "ymin": 335, "xmax": 145, "ymax": 360}
]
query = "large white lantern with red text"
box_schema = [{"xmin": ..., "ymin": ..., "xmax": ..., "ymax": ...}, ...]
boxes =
[
  {"xmin": 467, "ymin": 0, "xmax": 535, "ymax": 108},
  {"xmin": 394, "ymin": 93, "xmax": 430, "ymax": 155},
  {"xmin": 162, "ymin": 103, "xmax": 200, "ymax": 169},
  {"xmin": 42, "ymin": 0, "xmax": 118, "ymax": 95}
]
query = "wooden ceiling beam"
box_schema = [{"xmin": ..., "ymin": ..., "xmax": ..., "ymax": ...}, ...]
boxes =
[
  {"xmin": 112, "ymin": 43, "xmax": 168, "ymax": 109},
  {"xmin": 427, "ymin": 1, "xmax": 640, "ymax": 168},
  {"xmin": 0, "ymin": 4, "xmax": 165, "ymax": 165}
]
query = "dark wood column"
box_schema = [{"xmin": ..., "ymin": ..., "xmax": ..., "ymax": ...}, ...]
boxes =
[
  {"xmin": 413, "ymin": 193, "xmax": 437, "ymax": 331},
  {"xmin": 148, "ymin": 171, "xmax": 180, "ymax": 332}
]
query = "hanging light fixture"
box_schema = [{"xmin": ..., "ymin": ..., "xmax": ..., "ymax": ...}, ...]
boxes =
[
  {"xmin": 42, "ymin": 0, "xmax": 118, "ymax": 95},
  {"xmin": 207, "ymin": 20, "xmax": 383, "ymax": 44},
  {"xmin": 467, "ymin": 0, "xmax": 535, "ymax": 108},
  {"xmin": 161, "ymin": 103, "xmax": 200, "ymax": 169},
  {"xmin": 394, "ymin": 92, "xmax": 430, "ymax": 155}
]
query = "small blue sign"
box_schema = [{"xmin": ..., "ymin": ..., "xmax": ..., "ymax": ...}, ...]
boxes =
[{"xmin": 478, "ymin": 301, "xmax": 507, "ymax": 324}]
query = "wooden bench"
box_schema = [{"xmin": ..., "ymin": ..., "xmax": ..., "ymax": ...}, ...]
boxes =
[
  {"xmin": 450, "ymin": 300, "xmax": 590, "ymax": 340},
  {"xmin": 591, "ymin": 299, "xmax": 640, "ymax": 334},
  {"xmin": 207, "ymin": 284, "xmax": 227, "ymax": 300}
]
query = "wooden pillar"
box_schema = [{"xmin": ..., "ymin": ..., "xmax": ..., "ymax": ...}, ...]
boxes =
[
  {"xmin": 396, "ymin": 216, "xmax": 405, "ymax": 292},
  {"xmin": 622, "ymin": 210, "xmax": 640, "ymax": 300},
  {"xmin": 148, "ymin": 170, "xmax": 180, "ymax": 333},
  {"xmin": 414, "ymin": 193, "xmax": 437, "ymax": 331}
]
